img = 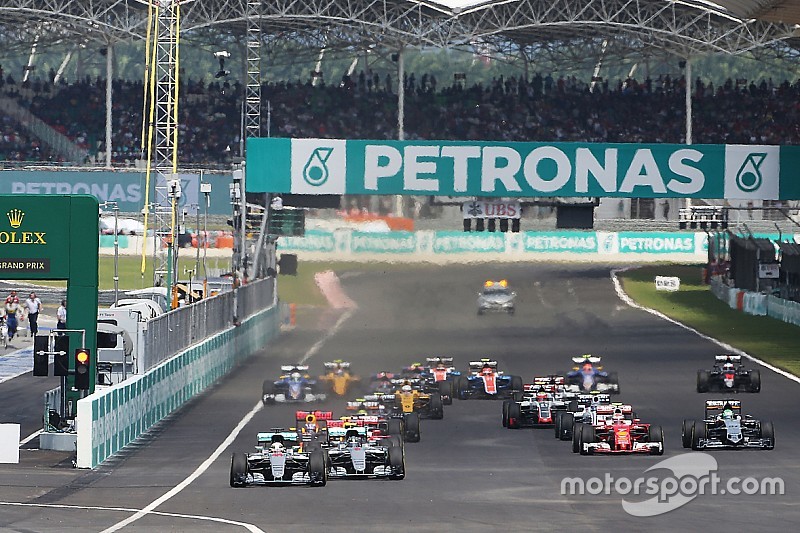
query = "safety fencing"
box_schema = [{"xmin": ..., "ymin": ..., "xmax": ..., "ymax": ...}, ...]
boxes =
[
  {"xmin": 75, "ymin": 277, "xmax": 278, "ymax": 468},
  {"xmin": 709, "ymin": 277, "xmax": 800, "ymax": 326},
  {"xmin": 276, "ymin": 229, "xmax": 721, "ymax": 262}
]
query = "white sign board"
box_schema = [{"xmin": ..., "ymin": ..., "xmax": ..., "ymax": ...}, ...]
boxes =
[
  {"xmin": 462, "ymin": 200, "xmax": 521, "ymax": 219},
  {"xmin": 655, "ymin": 276, "xmax": 681, "ymax": 292},
  {"xmin": 758, "ymin": 263, "xmax": 779, "ymax": 279},
  {"xmin": 0, "ymin": 424, "xmax": 20, "ymax": 463}
]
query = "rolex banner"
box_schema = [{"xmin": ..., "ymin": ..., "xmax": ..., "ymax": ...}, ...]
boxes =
[{"xmin": 246, "ymin": 138, "xmax": 800, "ymax": 200}]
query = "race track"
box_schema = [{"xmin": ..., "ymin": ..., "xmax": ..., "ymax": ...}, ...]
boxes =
[{"xmin": 1, "ymin": 263, "xmax": 798, "ymax": 532}]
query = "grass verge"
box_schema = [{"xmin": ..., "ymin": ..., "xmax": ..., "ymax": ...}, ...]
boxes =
[{"xmin": 619, "ymin": 264, "xmax": 800, "ymax": 376}]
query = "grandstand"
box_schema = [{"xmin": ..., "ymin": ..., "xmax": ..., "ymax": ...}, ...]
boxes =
[{"xmin": 1, "ymin": 0, "xmax": 799, "ymax": 230}]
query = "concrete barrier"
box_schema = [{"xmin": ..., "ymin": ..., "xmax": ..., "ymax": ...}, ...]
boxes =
[{"xmin": 76, "ymin": 303, "xmax": 279, "ymax": 468}]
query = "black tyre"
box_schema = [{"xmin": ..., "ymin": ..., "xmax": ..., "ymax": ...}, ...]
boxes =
[
  {"xmin": 579, "ymin": 424, "xmax": 595, "ymax": 455},
  {"xmin": 607, "ymin": 372, "xmax": 620, "ymax": 394},
  {"xmin": 510, "ymin": 375, "xmax": 523, "ymax": 392},
  {"xmin": 568, "ymin": 400, "xmax": 579, "ymax": 412},
  {"xmin": 387, "ymin": 418, "xmax": 403, "ymax": 437},
  {"xmin": 691, "ymin": 421, "xmax": 706, "ymax": 450},
  {"xmin": 697, "ymin": 370, "xmax": 709, "ymax": 393},
  {"xmin": 438, "ymin": 380, "xmax": 453, "ymax": 405},
  {"xmin": 502, "ymin": 400, "xmax": 510, "ymax": 427},
  {"xmin": 760, "ymin": 420, "xmax": 775, "ymax": 450},
  {"xmin": 749, "ymin": 370, "xmax": 761, "ymax": 393},
  {"xmin": 388, "ymin": 445, "xmax": 405, "ymax": 479},
  {"xmin": 512, "ymin": 391, "xmax": 525, "ymax": 402},
  {"xmin": 648, "ymin": 425, "xmax": 664, "ymax": 455},
  {"xmin": 387, "ymin": 435, "xmax": 403, "ymax": 449},
  {"xmin": 560, "ymin": 413, "xmax": 574, "ymax": 441},
  {"xmin": 229, "ymin": 453, "xmax": 248, "ymax": 487},
  {"xmin": 572, "ymin": 422, "xmax": 584, "ymax": 453},
  {"xmin": 507, "ymin": 402, "xmax": 522, "ymax": 429},
  {"xmin": 261, "ymin": 380, "xmax": 275, "ymax": 404},
  {"xmin": 309, "ymin": 450, "xmax": 327, "ymax": 486},
  {"xmin": 404, "ymin": 412, "xmax": 421, "ymax": 443},
  {"xmin": 429, "ymin": 393, "xmax": 444, "ymax": 420},
  {"xmin": 554, "ymin": 411, "xmax": 564, "ymax": 438},
  {"xmin": 681, "ymin": 420, "xmax": 694, "ymax": 449},
  {"xmin": 457, "ymin": 376, "xmax": 469, "ymax": 400}
]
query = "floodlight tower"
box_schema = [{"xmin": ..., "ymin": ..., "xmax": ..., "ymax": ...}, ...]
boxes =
[{"xmin": 139, "ymin": 0, "xmax": 188, "ymax": 301}]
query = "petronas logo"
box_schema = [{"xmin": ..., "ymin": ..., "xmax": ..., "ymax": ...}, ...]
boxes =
[
  {"xmin": 735, "ymin": 153, "xmax": 767, "ymax": 192},
  {"xmin": 303, "ymin": 147, "xmax": 334, "ymax": 186}
]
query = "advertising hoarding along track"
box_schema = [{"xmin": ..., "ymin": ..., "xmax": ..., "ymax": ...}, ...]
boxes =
[{"xmin": 246, "ymin": 138, "xmax": 800, "ymax": 200}]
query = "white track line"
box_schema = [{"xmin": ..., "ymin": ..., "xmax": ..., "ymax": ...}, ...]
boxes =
[
  {"xmin": 611, "ymin": 267, "xmax": 800, "ymax": 385},
  {"xmin": 0, "ymin": 501, "xmax": 265, "ymax": 531},
  {"xmin": 19, "ymin": 430, "xmax": 41, "ymax": 446},
  {"xmin": 102, "ymin": 299, "xmax": 355, "ymax": 532}
]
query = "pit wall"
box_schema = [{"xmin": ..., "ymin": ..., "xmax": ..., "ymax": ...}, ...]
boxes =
[
  {"xmin": 277, "ymin": 230, "xmax": 730, "ymax": 262},
  {"xmin": 75, "ymin": 304, "xmax": 279, "ymax": 468}
]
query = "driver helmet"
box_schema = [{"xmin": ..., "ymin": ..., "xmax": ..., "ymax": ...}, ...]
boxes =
[
  {"xmin": 612, "ymin": 409, "xmax": 625, "ymax": 422},
  {"xmin": 722, "ymin": 408, "xmax": 734, "ymax": 420},
  {"xmin": 269, "ymin": 442, "xmax": 284, "ymax": 453},
  {"xmin": 723, "ymin": 363, "xmax": 734, "ymax": 372},
  {"xmin": 347, "ymin": 435, "xmax": 361, "ymax": 445},
  {"xmin": 482, "ymin": 365, "xmax": 493, "ymax": 374},
  {"xmin": 536, "ymin": 392, "xmax": 548, "ymax": 402},
  {"xmin": 291, "ymin": 371, "xmax": 302, "ymax": 380},
  {"xmin": 582, "ymin": 363, "xmax": 593, "ymax": 372},
  {"xmin": 401, "ymin": 384, "xmax": 413, "ymax": 393},
  {"xmin": 304, "ymin": 414, "xmax": 318, "ymax": 431}
]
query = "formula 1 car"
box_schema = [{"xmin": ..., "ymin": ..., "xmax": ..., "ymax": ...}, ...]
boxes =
[
  {"xmin": 682, "ymin": 400, "xmax": 774, "ymax": 450},
  {"xmin": 367, "ymin": 372, "xmax": 397, "ymax": 395},
  {"xmin": 229, "ymin": 424, "xmax": 328, "ymax": 487},
  {"xmin": 570, "ymin": 402, "xmax": 635, "ymax": 452},
  {"xmin": 576, "ymin": 405, "xmax": 663, "ymax": 456},
  {"xmin": 477, "ymin": 279, "xmax": 516, "ymax": 315},
  {"xmin": 503, "ymin": 387, "xmax": 568, "ymax": 429},
  {"xmin": 380, "ymin": 379, "xmax": 444, "ymax": 421},
  {"xmin": 697, "ymin": 355, "xmax": 761, "ymax": 393},
  {"xmin": 554, "ymin": 392, "xmax": 612, "ymax": 441},
  {"xmin": 345, "ymin": 398, "xmax": 417, "ymax": 442},
  {"xmin": 262, "ymin": 365, "xmax": 327, "ymax": 404},
  {"xmin": 324, "ymin": 421, "xmax": 405, "ymax": 479},
  {"xmin": 456, "ymin": 360, "xmax": 523, "ymax": 400},
  {"xmin": 319, "ymin": 360, "xmax": 360, "ymax": 397},
  {"xmin": 564, "ymin": 355, "xmax": 620, "ymax": 394}
]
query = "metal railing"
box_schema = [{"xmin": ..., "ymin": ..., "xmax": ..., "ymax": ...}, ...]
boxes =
[{"xmin": 140, "ymin": 276, "xmax": 275, "ymax": 372}]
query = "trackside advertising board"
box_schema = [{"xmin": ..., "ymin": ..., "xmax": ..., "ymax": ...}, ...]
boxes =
[{"xmin": 247, "ymin": 138, "xmax": 800, "ymax": 200}]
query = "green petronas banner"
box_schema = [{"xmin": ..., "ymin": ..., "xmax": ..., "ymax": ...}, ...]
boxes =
[{"xmin": 246, "ymin": 138, "xmax": 800, "ymax": 200}]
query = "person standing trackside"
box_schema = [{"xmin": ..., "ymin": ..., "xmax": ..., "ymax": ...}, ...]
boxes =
[
  {"xmin": 5, "ymin": 293, "xmax": 20, "ymax": 340},
  {"xmin": 25, "ymin": 292, "xmax": 42, "ymax": 336},
  {"xmin": 57, "ymin": 300, "xmax": 67, "ymax": 331}
]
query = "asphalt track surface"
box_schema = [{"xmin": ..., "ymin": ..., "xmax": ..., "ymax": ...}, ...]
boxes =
[{"xmin": 1, "ymin": 263, "xmax": 798, "ymax": 532}]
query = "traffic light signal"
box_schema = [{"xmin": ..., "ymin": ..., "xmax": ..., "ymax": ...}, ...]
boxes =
[
  {"xmin": 54, "ymin": 335, "xmax": 70, "ymax": 376},
  {"xmin": 475, "ymin": 219, "xmax": 485, "ymax": 232},
  {"xmin": 487, "ymin": 219, "xmax": 496, "ymax": 232},
  {"xmin": 463, "ymin": 219, "xmax": 471, "ymax": 232},
  {"xmin": 499, "ymin": 219, "xmax": 509, "ymax": 232},
  {"xmin": 74, "ymin": 348, "xmax": 91, "ymax": 390},
  {"xmin": 511, "ymin": 219, "xmax": 520, "ymax": 233},
  {"xmin": 33, "ymin": 335, "xmax": 49, "ymax": 376}
]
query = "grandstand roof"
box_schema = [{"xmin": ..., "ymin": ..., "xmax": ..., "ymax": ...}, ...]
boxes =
[{"xmin": 0, "ymin": 1, "xmax": 796, "ymax": 62}]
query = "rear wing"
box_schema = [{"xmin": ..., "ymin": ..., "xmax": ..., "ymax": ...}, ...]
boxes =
[
  {"xmin": 572, "ymin": 355, "xmax": 602, "ymax": 365},
  {"xmin": 257, "ymin": 430, "xmax": 299, "ymax": 446},
  {"xmin": 596, "ymin": 404, "xmax": 632, "ymax": 415},
  {"xmin": 577, "ymin": 393, "xmax": 611, "ymax": 405},
  {"xmin": 705, "ymin": 399, "xmax": 741, "ymax": 417},
  {"xmin": 281, "ymin": 365, "xmax": 309, "ymax": 373},
  {"xmin": 533, "ymin": 376, "xmax": 565, "ymax": 385},
  {"xmin": 324, "ymin": 361, "xmax": 351, "ymax": 369},
  {"xmin": 295, "ymin": 410, "xmax": 333, "ymax": 422},
  {"xmin": 426, "ymin": 356, "xmax": 454, "ymax": 366},
  {"xmin": 469, "ymin": 360, "xmax": 498, "ymax": 370},
  {"xmin": 714, "ymin": 355, "xmax": 742, "ymax": 364}
]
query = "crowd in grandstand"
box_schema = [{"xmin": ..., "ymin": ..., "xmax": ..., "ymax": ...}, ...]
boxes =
[{"xmin": 2, "ymin": 69, "xmax": 799, "ymax": 164}]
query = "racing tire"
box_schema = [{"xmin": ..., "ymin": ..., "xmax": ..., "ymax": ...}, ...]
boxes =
[
  {"xmin": 607, "ymin": 372, "xmax": 620, "ymax": 394},
  {"xmin": 510, "ymin": 375, "xmax": 523, "ymax": 393},
  {"xmin": 387, "ymin": 435, "xmax": 403, "ymax": 449},
  {"xmin": 696, "ymin": 370, "xmax": 709, "ymax": 393},
  {"xmin": 429, "ymin": 393, "xmax": 444, "ymax": 420},
  {"xmin": 554, "ymin": 411, "xmax": 564, "ymax": 438},
  {"xmin": 261, "ymin": 380, "xmax": 275, "ymax": 405},
  {"xmin": 749, "ymin": 370, "xmax": 761, "ymax": 393},
  {"xmin": 760, "ymin": 420, "xmax": 775, "ymax": 450},
  {"xmin": 403, "ymin": 412, "xmax": 421, "ymax": 443},
  {"xmin": 681, "ymin": 420, "xmax": 694, "ymax": 449},
  {"xmin": 309, "ymin": 450, "xmax": 327, "ymax": 486},
  {"xmin": 456, "ymin": 376, "xmax": 469, "ymax": 400},
  {"xmin": 559, "ymin": 413, "xmax": 574, "ymax": 441},
  {"xmin": 567, "ymin": 400, "xmax": 578, "ymax": 412},
  {"xmin": 511, "ymin": 391, "xmax": 525, "ymax": 402},
  {"xmin": 502, "ymin": 400, "xmax": 510, "ymax": 427},
  {"xmin": 648, "ymin": 425, "xmax": 664, "ymax": 455},
  {"xmin": 438, "ymin": 380, "xmax": 453, "ymax": 405},
  {"xmin": 579, "ymin": 424, "xmax": 595, "ymax": 456},
  {"xmin": 388, "ymin": 445, "xmax": 405, "ymax": 480},
  {"xmin": 572, "ymin": 422, "xmax": 584, "ymax": 453},
  {"xmin": 230, "ymin": 453, "xmax": 248, "ymax": 488},
  {"xmin": 388, "ymin": 418, "xmax": 404, "ymax": 437},
  {"xmin": 507, "ymin": 402, "xmax": 522, "ymax": 429},
  {"xmin": 691, "ymin": 421, "xmax": 706, "ymax": 450}
]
